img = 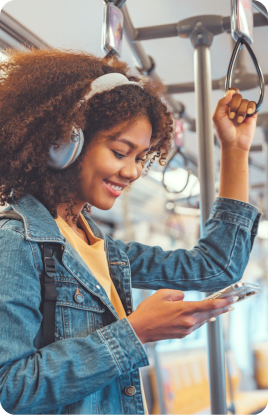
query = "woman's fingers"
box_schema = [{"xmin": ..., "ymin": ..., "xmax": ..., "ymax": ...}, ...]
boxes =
[
  {"xmin": 227, "ymin": 89, "xmax": 257, "ymax": 122},
  {"xmin": 229, "ymin": 93, "xmax": 243, "ymax": 119},
  {"xmin": 195, "ymin": 305, "xmax": 234, "ymax": 324},
  {"xmin": 247, "ymin": 101, "xmax": 256, "ymax": 115},
  {"xmin": 179, "ymin": 304, "xmax": 235, "ymax": 338},
  {"xmin": 184, "ymin": 297, "xmax": 234, "ymax": 314},
  {"xmin": 237, "ymin": 99, "xmax": 249, "ymax": 123}
]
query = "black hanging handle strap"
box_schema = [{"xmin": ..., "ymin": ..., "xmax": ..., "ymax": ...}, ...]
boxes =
[
  {"xmin": 40, "ymin": 244, "xmax": 57, "ymax": 347},
  {"xmin": 225, "ymin": 37, "xmax": 265, "ymax": 117}
]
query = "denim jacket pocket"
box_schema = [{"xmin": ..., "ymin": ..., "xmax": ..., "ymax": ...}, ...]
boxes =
[{"xmin": 54, "ymin": 276, "xmax": 105, "ymax": 340}]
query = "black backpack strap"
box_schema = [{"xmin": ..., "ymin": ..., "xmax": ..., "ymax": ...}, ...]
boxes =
[
  {"xmin": 0, "ymin": 211, "xmax": 58, "ymax": 346},
  {"xmin": 0, "ymin": 211, "xmax": 24, "ymax": 222},
  {"xmin": 39, "ymin": 243, "xmax": 58, "ymax": 347}
]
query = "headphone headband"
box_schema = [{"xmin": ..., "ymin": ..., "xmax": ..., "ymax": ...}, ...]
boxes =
[{"xmin": 83, "ymin": 73, "xmax": 143, "ymax": 102}]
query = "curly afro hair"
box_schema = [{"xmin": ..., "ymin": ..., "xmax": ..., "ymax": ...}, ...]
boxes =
[{"xmin": 0, "ymin": 48, "xmax": 174, "ymax": 220}]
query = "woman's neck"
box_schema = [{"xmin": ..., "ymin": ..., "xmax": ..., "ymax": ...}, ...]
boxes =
[
  {"xmin": 56, "ymin": 201, "xmax": 84, "ymax": 231},
  {"xmin": 56, "ymin": 204, "xmax": 90, "ymax": 244}
]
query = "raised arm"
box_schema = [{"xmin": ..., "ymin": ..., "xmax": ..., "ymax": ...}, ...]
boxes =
[
  {"xmin": 114, "ymin": 90, "xmax": 260, "ymax": 293},
  {"xmin": 213, "ymin": 88, "xmax": 257, "ymax": 203},
  {"xmin": 121, "ymin": 92, "xmax": 261, "ymax": 345}
]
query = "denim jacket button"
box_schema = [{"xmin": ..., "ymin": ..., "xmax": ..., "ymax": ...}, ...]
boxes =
[
  {"xmin": 96, "ymin": 285, "xmax": 101, "ymax": 290},
  {"xmin": 127, "ymin": 310, "xmax": 131, "ymax": 315},
  {"xmin": 74, "ymin": 293, "xmax": 84, "ymax": 303},
  {"xmin": 124, "ymin": 386, "xmax": 136, "ymax": 396}
]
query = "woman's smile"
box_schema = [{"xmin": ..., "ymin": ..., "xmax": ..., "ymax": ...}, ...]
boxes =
[
  {"xmin": 76, "ymin": 116, "xmax": 152, "ymax": 210},
  {"xmin": 103, "ymin": 179, "xmax": 127, "ymax": 197}
]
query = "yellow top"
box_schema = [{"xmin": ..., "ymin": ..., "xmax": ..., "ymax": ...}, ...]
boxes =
[
  {"xmin": 55, "ymin": 213, "xmax": 148, "ymax": 414},
  {"xmin": 55, "ymin": 214, "xmax": 127, "ymax": 319}
]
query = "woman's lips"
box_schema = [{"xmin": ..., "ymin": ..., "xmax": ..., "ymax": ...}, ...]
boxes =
[{"xmin": 103, "ymin": 180, "xmax": 122, "ymax": 197}]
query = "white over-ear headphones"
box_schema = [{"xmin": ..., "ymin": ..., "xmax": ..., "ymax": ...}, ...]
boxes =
[{"xmin": 47, "ymin": 73, "xmax": 143, "ymax": 170}]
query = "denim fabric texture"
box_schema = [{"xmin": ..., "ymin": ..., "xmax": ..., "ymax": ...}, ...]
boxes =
[{"xmin": 0, "ymin": 194, "xmax": 261, "ymax": 414}]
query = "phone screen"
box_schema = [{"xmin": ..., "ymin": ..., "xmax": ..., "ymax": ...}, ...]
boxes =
[
  {"xmin": 102, "ymin": 4, "xmax": 123, "ymax": 56},
  {"xmin": 231, "ymin": 0, "xmax": 254, "ymax": 44}
]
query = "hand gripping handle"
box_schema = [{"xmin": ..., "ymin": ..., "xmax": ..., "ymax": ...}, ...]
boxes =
[{"xmin": 225, "ymin": 37, "xmax": 265, "ymax": 117}]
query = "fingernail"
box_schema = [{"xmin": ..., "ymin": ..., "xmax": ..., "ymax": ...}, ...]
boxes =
[
  {"xmin": 247, "ymin": 108, "xmax": 253, "ymax": 114},
  {"xmin": 232, "ymin": 296, "xmax": 239, "ymax": 303},
  {"xmin": 237, "ymin": 116, "xmax": 244, "ymax": 123},
  {"xmin": 225, "ymin": 90, "xmax": 232, "ymax": 97},
  {"xmin": 229, "ymin": 112, "xmax": 236, "ymax": 119},
  {"xmin": 209, "ymin": 317, "xmax": 216, "ymax": 322},
  {"xmin": 228, "ymin": 306, "xmax": 235, "ymax": 311}
]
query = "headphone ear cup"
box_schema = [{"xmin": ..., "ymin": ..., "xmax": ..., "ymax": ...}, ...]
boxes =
[{"xmin": 47, "ymin": 126, "xmax": 84, "ymax": 170}]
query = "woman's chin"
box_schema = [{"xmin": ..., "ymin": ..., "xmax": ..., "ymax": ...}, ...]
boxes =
[{"xmin": 92, "ymin": 199, "xmax": 116, "ymax": 211}]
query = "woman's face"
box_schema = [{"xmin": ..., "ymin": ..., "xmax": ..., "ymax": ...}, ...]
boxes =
[{"xmin": 76, "ymin": 116, "xmax": 152, "ymax": 210}]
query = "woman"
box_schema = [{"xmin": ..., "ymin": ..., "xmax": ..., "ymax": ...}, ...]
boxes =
[{"xmin": 0, "ymin": 49, "xmax": 261, "ymax": 414}]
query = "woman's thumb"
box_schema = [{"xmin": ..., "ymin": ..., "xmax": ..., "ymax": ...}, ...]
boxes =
[{"xmin": 224, "ymin": 89, "xmax": 237, "ymax": 103}]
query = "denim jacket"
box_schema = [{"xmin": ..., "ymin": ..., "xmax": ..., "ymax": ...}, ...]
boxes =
[{"xmin": 0, "ymin": 194, "xmax": 261, "ymax": 414}]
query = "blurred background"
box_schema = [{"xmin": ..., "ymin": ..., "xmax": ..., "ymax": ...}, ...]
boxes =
[{"xmin": 0, "ymin": 0, "xmax": 268, "ymax": 413}]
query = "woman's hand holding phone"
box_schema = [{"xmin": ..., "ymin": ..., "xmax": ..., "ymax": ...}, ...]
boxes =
[{"xmin": 127, "ymin": 289, "xmax": 236, "ymax": 344}]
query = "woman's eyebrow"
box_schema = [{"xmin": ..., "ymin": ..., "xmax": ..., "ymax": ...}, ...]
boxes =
[{"xmin": 116, "ymin": 138, "xmax": 150, "ymax": 152}]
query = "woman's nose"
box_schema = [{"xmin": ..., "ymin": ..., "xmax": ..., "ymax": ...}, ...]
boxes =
[{"xmin": 120, "ymin": 160, "xmax": 142, "ymax": 181}]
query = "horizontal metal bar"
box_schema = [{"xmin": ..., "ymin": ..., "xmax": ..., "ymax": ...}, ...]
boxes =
[
  {"xmin": 222, "ymin": 16, "xmax": 231, "ymax": 32},
  {"xmin": 166, "ymin": 72, "xmax": 268, "ymax": 95},
  {"xmin": 135, "ymin": 15, "xmax": 225, "ymax": 41},
  {"xmin": 251, "ymin": 144, "xmax": 263, "ymax": 152},
  {"xmin": 0, "ymin": 11, "xmax": 51, "ymax": 50},
  {"xmin": 166, "ymin": 79, "xmax": 223, "ymax": 94},
  {"xmin": 135, "ymin": 23, "xmax": 178, "ymax": 41},
  {"xmin": 250, "ymin": 182, "xmax": 265, "ymax": 188},
  {"xmin": 166, "ymin": 81, "xmax": 195, "ymax": 94},
  {"xmin": 134, "ymin": 13, "xmax": 267, "ymax": 42},
  {"xmin": 253, "ymin": 12, "xmax": 268, "ymax": 27},
  {"xmin": 253, "ymin": 0, "xmax": 268, "ymax": 20},
  {"xmin": 0, "ymin": 28, "xmax": 29, "ymax": 50}
]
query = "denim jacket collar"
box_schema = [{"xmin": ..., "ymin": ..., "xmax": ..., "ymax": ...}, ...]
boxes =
[{"xmin": 6, "ymin": 193, "xmax": 104, "ymax": 244}]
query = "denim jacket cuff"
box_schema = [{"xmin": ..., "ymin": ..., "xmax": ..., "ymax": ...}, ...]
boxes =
[
  {"xmin": 211, "ymin": 197, "xmax": 262, "ymax": 234},
  {"xmin": 98, "ymin": 318, "xmax": 149, "ymax": 374}
]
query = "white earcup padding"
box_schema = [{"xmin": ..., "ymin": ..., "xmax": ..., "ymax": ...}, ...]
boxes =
[{"xmin": 47, "ymin": 126, "xmax": 84, "ymax": 170}]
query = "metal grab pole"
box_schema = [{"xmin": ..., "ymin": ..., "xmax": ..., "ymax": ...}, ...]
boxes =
[
  {"xmin": 257, "ymin": 117, "xmax": 268, "ymax": 217},
  {"xmin": 152, "ymin": 343, "xmax": 166, "ymax": 415},
  {"xmin": 191, "ymin": 25, "xmax": 228, "ymax": 415},
  {"xmin": 264, "ymin": 134, "xmax": 268, "ymax": 219},
  {"xmin": 194, "ymin": 46, "xmax": 216, "ymax": 216}
]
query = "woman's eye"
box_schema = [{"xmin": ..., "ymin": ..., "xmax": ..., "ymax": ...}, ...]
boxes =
[
  {"xmin": 113, "ymin": 151, "xmax": 126, "ymax": 159},
  {"xmin": 136, "ymin": 157, "xmax": 147, "ymax": 163}
]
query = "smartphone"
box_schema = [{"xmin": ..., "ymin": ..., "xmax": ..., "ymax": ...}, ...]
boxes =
[
  {"xmin": 231, "ymin": 0, "xmax": 254, "ymax": 44},
  {"xmin": 102, "ymin": 3, "xmax": 123, "ymax": 56},
  {"xmin": 204, "ymin": 282, "xmax": 261, "ymax": 303}
]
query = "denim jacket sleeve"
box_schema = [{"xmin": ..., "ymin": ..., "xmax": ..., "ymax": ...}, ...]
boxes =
[
  {"xmin": 115, "ymin": 198, "xmax": 261, "ymax": 292},
  {"xmin": 0, "ymin": 228, "xmax": 148, "ymax": 414}
]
